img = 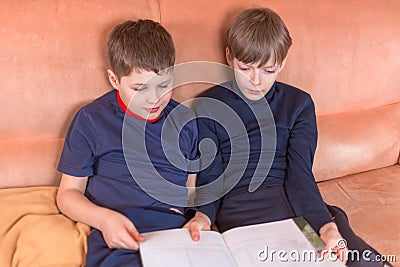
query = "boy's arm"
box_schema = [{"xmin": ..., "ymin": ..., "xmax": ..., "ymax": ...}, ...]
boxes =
[
  {"xmin": 184, "ymin": 173, "xmax": 211, "ymax": 241},
  {"xmin": 284, "ymin": 96, "xmax": 333, "ymax": 231},
  {"xmin": 192, "ymin": 112, "xmax": 225, "ymax": 226},
  {"xmin": 184, "ymin": 96, "xmax": 226, "ymax": 241},
  {"xmin": 184, "ymin": 127, "xmax": 222, "ymax": 241},
  {"xmin": 186, "ymin": 173, "xmax": 197, "ymax": 207},
  {"xmin": 284, "ymin": 96, "xmax": 346, "ymax": 262},
  {"xmin": 56, "ymin": 173, "xmax": 144, "ymax": 249}
]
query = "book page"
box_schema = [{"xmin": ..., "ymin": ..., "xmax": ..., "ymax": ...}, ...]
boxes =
[
  {"xmin": 221, "ymin": 219, "xmax": 343, "ymax": 267},
  {"xmin": 140, "ymin": 229, "xmax": 237, "ymax": 267}
]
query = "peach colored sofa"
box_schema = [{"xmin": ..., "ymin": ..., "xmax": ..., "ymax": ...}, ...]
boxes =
[{"xmin": 1, "ymin": 1, "xmax": 399, "ymax": 266}]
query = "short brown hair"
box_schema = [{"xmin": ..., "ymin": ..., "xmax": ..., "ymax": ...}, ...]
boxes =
[
  {"xmin": 227, "ymin": 8, "xmax": 292, "ymax": 67},
  {"xmin": 107, "ymin": 20, "xmax": 175, "ymax": 79}
]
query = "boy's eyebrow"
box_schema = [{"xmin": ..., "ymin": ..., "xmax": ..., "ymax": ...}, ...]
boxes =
[
  {"xmin": 238, "ymin": 61, "xmax": 277, "ymax": 68},
  {"xmin": 130, "ymin": 78, "xmax": 172, "ymax": 87},
  {"xmin": 263, "ymin": 65, "xmax": 277, "ymax": 68},
  {"xmin": 259, "ymin": 62, "xmax": 279, "ymax": 68},
  {"xmin": 160, "ymin": 78, "xmax": 172, "ymax": 84}
]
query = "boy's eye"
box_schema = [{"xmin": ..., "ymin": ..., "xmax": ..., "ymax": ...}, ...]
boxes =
[
  {"xmin": 265, "ymin": 70, "xmax": 276, "ymax": 74},
  {"xmin": 132, "ymin": 86, "xmax": 146, "ymax": 91},
  {"xmin": 158, "ymin": 81, "xmax": 172, "ymax": 89},
  {"xmin": 238, "ymin": 67, "xmax": 250, "ymax": 71}
]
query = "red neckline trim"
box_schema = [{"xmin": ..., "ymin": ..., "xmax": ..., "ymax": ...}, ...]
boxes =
[{"xmin": 116, "ymin": 91, "xmax": 161, "ymax": 123}]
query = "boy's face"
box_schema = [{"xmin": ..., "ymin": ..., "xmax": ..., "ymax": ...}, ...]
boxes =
[
  {"xmin": 108, "ymin": 69, "xmax": 173, "ymax": 120},
  {"xmin": 227, "ymin": 49, "xmax": 286, "ymax": 101}
]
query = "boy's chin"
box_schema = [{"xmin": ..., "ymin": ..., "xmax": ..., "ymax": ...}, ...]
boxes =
[
  {"xmin": 241, "ymin": 91, "xmax": 266, "ymax": 101},
  {"xmin": 145, "ymin": 112, "xmax": 161, "ymax": 120}
]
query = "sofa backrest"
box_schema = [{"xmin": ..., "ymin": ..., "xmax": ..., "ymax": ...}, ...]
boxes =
[
  {"xmin": 1, "ymin": 0, "xmax": 400, "ymax": 188},
  {"xmin": 0, "ymin": 0, "xmax": 160, "ymax": 188},
  {"xmin": 161, "ymin": 0, "xmax": 400, "ymax": 114},
  {"xmin": 313, "ymin": 102, "xmax": 400, "ymax": 182}
]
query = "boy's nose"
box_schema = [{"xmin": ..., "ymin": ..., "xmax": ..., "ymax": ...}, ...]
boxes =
[
  {"xmin": 250, "ymin": 71, "xmax": 261, "ymax": 86},
  {"xmin": 147, "ymin": 88, "xmax": 162, "ymax": 104}
]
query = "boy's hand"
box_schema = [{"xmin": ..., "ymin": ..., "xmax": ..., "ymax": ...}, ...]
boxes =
[
  {"xmin": 98, "ymin": 210, "xmax": 144, "ymax": 250},
  {"xmin": 319, "ymin": 222, "xmax": 348, "ymax": 263},
  {"xmin": 183, "ymin": 211, "xmax": 211, "ymax": 241}
]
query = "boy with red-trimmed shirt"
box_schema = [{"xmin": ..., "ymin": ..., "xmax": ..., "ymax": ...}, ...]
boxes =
[{"xmin": 57, "ymin": 20, "xmax": 197, "ymax": 267}]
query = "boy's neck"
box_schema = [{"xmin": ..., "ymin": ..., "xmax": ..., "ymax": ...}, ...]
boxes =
[{"xmin": 116, "ymin": 91, "xmax": 161, "ymax": 123}]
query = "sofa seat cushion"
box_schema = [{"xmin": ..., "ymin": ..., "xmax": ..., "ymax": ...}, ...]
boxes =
[
  {"xmin": 0, "ymin": 186, "xmax": 90, "ymax": 267},
  {"xmin": 318, "ymin": 164, "xmax": 400, "ymax": 262}
]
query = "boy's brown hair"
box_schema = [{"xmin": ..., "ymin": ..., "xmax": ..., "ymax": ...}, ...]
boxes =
[
  {"xmin": 227, "ymin": 8, "xmax": 292, "ymax": 67},
  {"xmin": 108, "ymin": 19, "xmax": 175, "ymax": 80}
]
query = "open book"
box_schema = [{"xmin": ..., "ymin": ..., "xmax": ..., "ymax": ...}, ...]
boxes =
[{"xmin": 139, "ymin": 218, "xmax": 344, "ymax": 267}]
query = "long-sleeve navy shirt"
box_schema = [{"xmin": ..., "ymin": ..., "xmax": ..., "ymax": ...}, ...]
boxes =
[{"xmin": 194, "ymin": 80, "xmax": 333, "ymax": 232}]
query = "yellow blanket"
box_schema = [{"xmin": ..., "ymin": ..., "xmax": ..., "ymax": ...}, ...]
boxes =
[{"xmin": 0, "ymin": 186, "xmax": 90, "ymax": 267}]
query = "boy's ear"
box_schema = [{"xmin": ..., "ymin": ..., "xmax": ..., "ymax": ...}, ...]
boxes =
[
  {"xmin": 107, "ymin": 69, "xmax": 120, "ymax": 89},
  {"xmin": 225, "ymin": 47, "xmax": 234, "ymax": 67}
]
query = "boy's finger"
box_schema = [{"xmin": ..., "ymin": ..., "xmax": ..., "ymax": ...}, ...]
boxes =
[
  {"xmin": 190, "ymin": 222, "xmax": 201, "ymax": 241},
  {"xmin": 127, "ymin": 225, "xmax": 145, "ymax": 242},
  {"xmin": 182, "ymin": 222, "xmax": 190, "ymax": 230},
  {"xmin": 123, "ymin": 236, "xmax": 140, "ymax": 250}
]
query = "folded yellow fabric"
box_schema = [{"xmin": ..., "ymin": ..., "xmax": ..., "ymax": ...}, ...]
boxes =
[{"xmin": 0, "ymin": 186, "xmax": 90, "ymax": 267}]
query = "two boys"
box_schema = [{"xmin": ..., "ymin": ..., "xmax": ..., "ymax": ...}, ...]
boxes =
[{"xmin": 57, "ymin": 8, "xmax": 389, "ymax": 267}]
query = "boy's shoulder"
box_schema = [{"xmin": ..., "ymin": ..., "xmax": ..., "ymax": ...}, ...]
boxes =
[
  {"xmin": 201, "ymin": 81, "xmax": 313, "ymax": 103},
  {"xmin": 275, "ymin": 81, "xmax": 310, "ymax": 96},
  {"xmin": 78, "ymin": 90, "xmax": 117, "ymax": 114},
  {"xmin": 273, "ymin": 82, "xmax": 317, "ymax": 115},
  {"xmin": 275, "ymin": 81, "xmax": 313, "ymax": 103},
  {"xmin": 68, "ymin": 90, "xmax": 118, "ymax": 128},
  {"xmin": 200, "ymin": 81, "xmax": 237, "ymax": 101},
  {"xmin": 200, "ymin": 81, "xmax": 312, "ymax": 101}
]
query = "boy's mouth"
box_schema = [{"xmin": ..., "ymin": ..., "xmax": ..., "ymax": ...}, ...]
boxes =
[
  {"xmin": 147, "ymin": 107, "xmax": 160, "ymax": 113},
  {"xmin": 247, "ymin": 88, "xmax": 262, "ymax": 94}
]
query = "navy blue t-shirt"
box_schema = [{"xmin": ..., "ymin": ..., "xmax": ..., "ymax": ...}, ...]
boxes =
[
  {"xmin": 58, "ymin": 90, "xmax": 198, "ymax": 213},
  {"xmin": 194, "ymin": 80, "xmax": 333, "ymax": 232}
]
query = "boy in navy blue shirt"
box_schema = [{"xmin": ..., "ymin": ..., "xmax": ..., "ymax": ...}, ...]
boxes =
[
  {"xmin": 57, "ymin": 20, "xmax": 198, "ymax": 266},
  {"xmin": 185, "ymin": 8, "xmax": 390, "ymax": 267}
]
